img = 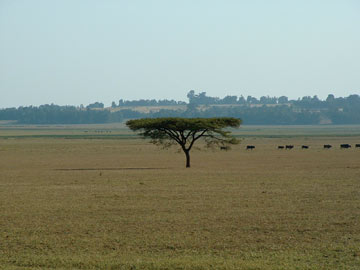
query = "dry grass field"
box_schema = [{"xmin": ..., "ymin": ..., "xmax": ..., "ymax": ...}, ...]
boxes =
[{"xmin": 0, "ymin": 125, "xmax": 360, "ymax": 269}]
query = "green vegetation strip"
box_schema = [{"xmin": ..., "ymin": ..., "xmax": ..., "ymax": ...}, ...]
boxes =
[
  {"xmin": 233, "ymin": 134, "xmax": 360, "ymax": 138},
  {"xmin": 1, "ymin": 134, "xmax": 360, "ymax": 139},
  {"xmin": 0, "ymin": 134, "xmax": 137, "ymax": 139}
]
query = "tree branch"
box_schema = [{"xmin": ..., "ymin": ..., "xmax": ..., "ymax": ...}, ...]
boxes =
[{"xmin": 187, "ymin": 129, "xmax": 208, "ymax": 151}]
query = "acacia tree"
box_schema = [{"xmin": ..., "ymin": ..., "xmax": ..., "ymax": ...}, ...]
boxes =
[{"xmin": 126, "ymin": 117, "xmax": 241, "ymax": 168}]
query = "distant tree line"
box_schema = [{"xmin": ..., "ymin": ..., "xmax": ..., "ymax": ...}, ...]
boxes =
[
  {"xmin": 0, "ymin": 92, "xmax": 359, "ymax": 125},
  {"xmin": 113, "ymin": 99, "xmax": 186, "ymax": 107},
  {"xmin": 0, "ymin": 104, "xmax": 142, "ymax": 124},
  {"xmin": 187, "ymin": 90, "xmax": 287, "ymax": 105},
  {"xmin": 182, "ymin": 91, "xmax": 360, "ymax": 124},
  {"xmin": 86, "ymin": 102, "xmax": 104, "ymax": 109},
  {"xmin": 186, "ymin": 90, "xmax": 360, "ymax": 108}
]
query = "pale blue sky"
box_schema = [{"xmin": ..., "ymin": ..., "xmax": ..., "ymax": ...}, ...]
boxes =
[{"xmin": 0, "ymin": 0, "xmax": 359, "ymax": 108}]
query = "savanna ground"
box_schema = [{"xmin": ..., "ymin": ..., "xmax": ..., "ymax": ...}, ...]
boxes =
[{"xmin": 0, "ymin": 124, "xmax": 359, "ymax": 269}]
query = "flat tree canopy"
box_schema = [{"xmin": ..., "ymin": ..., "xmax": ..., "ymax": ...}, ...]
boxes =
[{"xmin": 126, "ymin": 117, "xmax": 241, "ymax": 167}]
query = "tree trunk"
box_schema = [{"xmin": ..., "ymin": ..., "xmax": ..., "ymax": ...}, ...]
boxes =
[{"xmin": 184, "ymin": 150, "xmax": 190, "ymax": 168}]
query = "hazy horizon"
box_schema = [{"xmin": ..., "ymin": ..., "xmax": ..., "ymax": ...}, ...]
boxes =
[
  {"xmin": 1, "ymin": 91, "xmax": 360, "ymax": 109},
  {"xmin": 1, "ymin": 0, "xmax": 359, "ymax": 108}
]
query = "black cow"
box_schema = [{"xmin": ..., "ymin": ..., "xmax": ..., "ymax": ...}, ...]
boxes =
[
  {"xmin": 340, "ymin": 144, "xmax": 351, "ymax": 149},
  {"xmin": 355, "ymin": 144, "xmax": 360, "ymax": 148},
  {"xmin": 220, "ymin": 146, "xmax": 229, "ymax": 151},
  {"xmin": 246, "ymin": 145, "xmax": 255, "ymax": 150},
  {"xmin": 285, "ymin": 145, "xmax": 294, "ymax": 150},
  {"xmin": 324, "ymin": 144, "xmax": 332, "ymax": 149},
  {"xmin": 278, "ymin": 146, "xmax": 284, "ymax": 149},
  {"xmin": 301, "ymin": 145, "xmax": 309, "ymax": 149}
]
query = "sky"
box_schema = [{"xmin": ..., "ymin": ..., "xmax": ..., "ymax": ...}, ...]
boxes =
[{"xmin": 0, "ymin": 0, "xmax": 359, "ymax": 108}]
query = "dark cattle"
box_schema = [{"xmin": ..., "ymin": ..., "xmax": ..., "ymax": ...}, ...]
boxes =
[
  {"xmin": 323, "ymin": 144, "xmax": 332, "ymax": 149},
  {"xmin": 246, "ymin": 145, "xmax": 255, "ymax": 150},
  {"xmin": 278, "ymin": 146, "xmax": 284, "ymax": 149},
  {"xmin": 340, "ymin": 144, "xmax": 351, "ymax": 149},
  {"xmin": 220, "ymin": 146, "xmax": 229, "ymax": 151},
  {"xmin": 355, "ymin": 144, "xmax": 360, "ymax": 148},
  {"xmin": 285, "ymin": 145, "xmax": 294, "ymax": 150},
  {"xmin": 301, "ymin": 145, "xmax": 309, "ymax": 149}
]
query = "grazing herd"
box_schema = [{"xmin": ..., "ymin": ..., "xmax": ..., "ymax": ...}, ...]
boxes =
[
  {"xmin": 240, "ymin": 143, "xmax": 360, "ymax": 150},
  {"xmin": 219, "ymin": 143, "xmax": 360, "ymax": 151}
]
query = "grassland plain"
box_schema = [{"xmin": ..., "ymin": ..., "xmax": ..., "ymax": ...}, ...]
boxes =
[{"xmin": 0, "ymin": 126, "xmax": 360, "ymax": 269}]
